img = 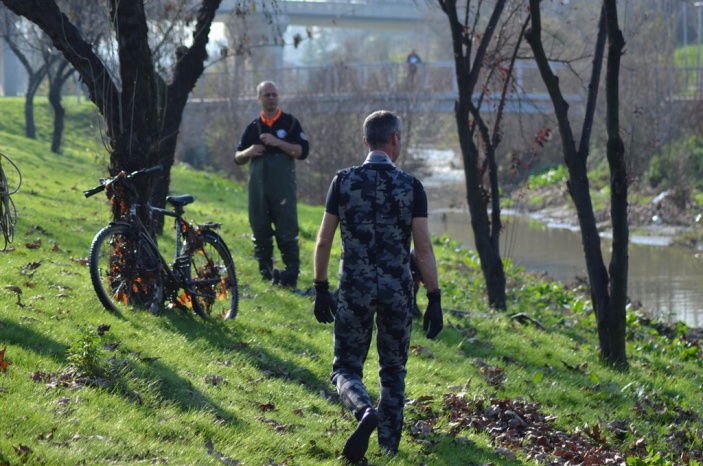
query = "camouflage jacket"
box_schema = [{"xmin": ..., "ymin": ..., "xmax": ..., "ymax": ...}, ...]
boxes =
[{"xmin": 328, "ymin": 153, "xmax": 426, "ymax": 295}]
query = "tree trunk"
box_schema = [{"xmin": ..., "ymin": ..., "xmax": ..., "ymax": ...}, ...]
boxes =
[
  {"xmin": 107, "ymin": 0, "xmax": 165, "ymax": 228},
  {"xmin": 23, "ymin": 90, "xmax": 37, "ymax": 139},
  {"xmin": 439, "ymin": 0, "xmax": 508, "ymax": 309},
  {"xmin": 1, "ymin": 32, "xmax": 46, "ymax": 139},
  {"xmin": 526, "ymin": 0, "xmax": 628, "ymax": 369},
  {"xmin": 49, "ymin": 90, "xmax": 64, "ymax": 154},
  {"xmin": 458, "ymin": 122, "xmax": 507, "ymax": 309},
  {"xmin": 602, "ymin": 0, "xmax": 628, "ymax": 368},
  {"xmin": 151, "ymin": 0, "xmax": 222, "ymax": 233},
  {"xmin": 19, "ymin": 61, "xmax": 46, "ymax": 140},
  {"xmin": 48, "ymin": 60, "xmax": 73, "ymax": 154}
]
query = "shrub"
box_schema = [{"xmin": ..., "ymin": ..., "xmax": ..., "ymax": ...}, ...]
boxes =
[
  {"xmin": 648, "ymin": 136, "xmax": 703, "ymax": 191},
  {"xmin": 527, "ymin": 164, "xmax": 568, "ymax": 189}
]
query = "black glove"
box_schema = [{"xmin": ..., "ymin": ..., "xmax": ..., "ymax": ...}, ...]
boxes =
[
  {"xmin": 313, "ymin": 280, "xmax": 336, "ymax": 324},
  {"xmin": 423, "ymin": 289, "xmax": 443, "ymax": 339}
]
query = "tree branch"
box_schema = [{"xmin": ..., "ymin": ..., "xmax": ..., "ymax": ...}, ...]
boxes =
[{"xmin": 1, "ymin": 0, "xmax": 118, "ymax": 139}]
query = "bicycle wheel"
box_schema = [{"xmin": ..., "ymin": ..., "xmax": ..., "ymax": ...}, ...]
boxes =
[
  {"xmin": 89, "ymin": 224, "xmax": 164, "ymax": 314},
  {"xmin": 185, "ymin": 231, "xmax": 238, "ymax": 319}
]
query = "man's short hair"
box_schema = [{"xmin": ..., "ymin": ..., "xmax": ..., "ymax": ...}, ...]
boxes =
[
  {"xmin": 256, "ymin": 81, "xmax": 277, "ymax": 96},
  {"xmin": 363, "ymin": 111, "xmax": 402, "ymax": 149}
]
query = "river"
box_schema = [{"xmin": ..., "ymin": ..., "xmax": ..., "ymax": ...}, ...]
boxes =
[{"xmin": 418, "ymin": 150, "xmax": 703, "ymax": 328}]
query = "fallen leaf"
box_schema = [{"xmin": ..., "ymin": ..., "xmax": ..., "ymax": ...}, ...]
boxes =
[
  {"xmin": 25, "ymin": 239, "xmax": 42, "ymax": 249},
  {"xmin": 495, "ymin": 447, "xmax": 516, "ymax": 460},
  {"xmin": 13, "ymin": 444, "xmax": 32, "ymax": 456},
  {"xmin": 20, "ymin": 261, "xmax": 43, "ymax": 276},
  {"xmin": 410, "ymin": 344, "xmax": 435, "ymax": 358},
  {"xmin": 0, "ymin": 346, "xmax": 9, "ymax": 372},
  {"xmin": 205, "ymin": 374, "xmax": 227, "ymax": 386},
  {"xmin": 258, "ymin": 402, "xmax": 276, "ymax": 411}
]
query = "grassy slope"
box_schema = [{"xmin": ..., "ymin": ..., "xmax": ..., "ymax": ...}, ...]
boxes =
[{"xmin": 0, "ymin": 98, "xmax": 702, "ymax": 465}]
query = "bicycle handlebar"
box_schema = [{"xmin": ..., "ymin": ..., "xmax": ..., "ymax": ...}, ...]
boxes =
[
  {"xmin": 84, "ymin": 165, "xmax": 163, "ymax": 198},
  {"xmin": 83, "ymin": 185, "xmax": 105, "ymax": 198}
]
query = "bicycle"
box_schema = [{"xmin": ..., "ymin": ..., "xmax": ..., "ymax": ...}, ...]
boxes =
[{"xmin": 84, "ymin": 166, "xmax": 238, "ymax": 320}]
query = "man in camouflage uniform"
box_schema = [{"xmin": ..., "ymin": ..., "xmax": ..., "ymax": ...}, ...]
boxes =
[{"xmin": 312, "ymin": 110, "xmax": 443, "ymax": 462}]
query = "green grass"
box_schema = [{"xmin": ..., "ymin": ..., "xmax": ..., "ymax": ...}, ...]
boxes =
[{"xmin": 1, "ymin": 98, "xmax": 703, "ymax": 465}]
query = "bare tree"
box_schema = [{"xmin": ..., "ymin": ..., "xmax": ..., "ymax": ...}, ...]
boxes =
[
  {"xmin": 45, "ymin": 0, "xmax": 108, "ymax": 154},
  {"xmin": 0, "ymin": 1, "xmax": 107, "ymax": 153},
  {"xmin": 526, "ymin": 0, "xmax": 628, "ymax": 368},
  {"xmin": 437, "ymin": 0, "xmax": 530, "ymax": 309},
  {"xmin": 0, "ymin": 10, "xmax": 48, "ymax": 139},
  {"xmin": 0, "ymin": 0, "xmax": 223, "ymax": 227}
]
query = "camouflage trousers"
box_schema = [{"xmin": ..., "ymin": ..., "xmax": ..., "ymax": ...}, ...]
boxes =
[{"xmin": 331, "ymin": 283, "xmax": 413, "ymax": 453}]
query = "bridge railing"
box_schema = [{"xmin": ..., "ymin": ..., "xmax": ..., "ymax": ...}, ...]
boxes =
[
  {"xmin": 192, "ymin": 61, "xmax": 461, "ymax": 101},
  {"xmin": 190, "ymin": 61, "xmax": 699, "ymax": 109},
  {"xmin": 193, "ymin": 61, "xmax": 587, "ymax": 99}
]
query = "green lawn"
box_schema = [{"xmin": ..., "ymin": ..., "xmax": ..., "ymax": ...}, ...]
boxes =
[{"xmin": 0, "ymin": 98, "xmax": 701, "ymax": 465}]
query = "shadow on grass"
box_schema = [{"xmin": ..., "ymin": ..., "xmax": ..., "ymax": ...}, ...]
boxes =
[{"xmin": 0, "ymin": 317, "xmax": 68, "ymax": 364}]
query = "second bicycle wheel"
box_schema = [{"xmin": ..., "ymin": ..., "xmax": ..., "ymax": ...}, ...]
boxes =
[
  {"xmin": 185, "ymin": 231, "xmax": 238, "ymax": 319},
  {"xmin": 89, "ymin": 223, "xmax": 165, "ymax": 314}
]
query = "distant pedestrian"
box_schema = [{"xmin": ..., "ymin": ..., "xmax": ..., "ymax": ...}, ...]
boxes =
[
  {"xmin": 406, "ymin": 49, "xmax": 422, "ymax": 89},
  {"xmin": 312, "ymin": 110, "xmax": 443, "ymax": 462},
  {"xmin": 234, "ymin": 81, "xmax": 309, "ymax": 297}
]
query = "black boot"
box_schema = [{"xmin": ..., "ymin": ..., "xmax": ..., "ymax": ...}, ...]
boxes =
[
  {"xmin": 271, "ymin": 269, "xmax": 280, "ymax": 285},
  {"xmin": 260, "ymin": 264, "xmax": 273, "ymax": 282},
  {"xmin": 342, "ymin": 408, "xmax": 379, "ymax": 463},
  {"xmin": 277, "ymin": 270, "xmax": 298, "ymax": 289}
]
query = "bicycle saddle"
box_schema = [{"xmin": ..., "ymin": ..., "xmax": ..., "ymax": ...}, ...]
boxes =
[{"xmin": 166, "ymin": 194, "xmax": 194, "ymax": 207}]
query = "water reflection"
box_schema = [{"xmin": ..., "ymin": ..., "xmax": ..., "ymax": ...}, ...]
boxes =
[{"xmin": 429, "ymin": 208, "xmax": 703, "ymax": 328}]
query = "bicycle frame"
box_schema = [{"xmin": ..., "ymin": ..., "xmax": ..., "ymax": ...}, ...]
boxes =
[
  {"xmin": 122, "ymin": 195, "xmax": 225, "ymax": 311},
  {"xmin": 85, "ymin": 166, "xmax": 237, "ymax": 319},
  {"xmin": 132, "ymin": 198, "xmax": 208, "ymax": 304}
]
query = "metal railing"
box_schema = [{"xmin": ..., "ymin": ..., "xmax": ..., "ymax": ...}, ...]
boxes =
[
  {"xmin": 190, "ymin": 60, "xmax": 581, "ymax": 101},
  {"xmin": 189, "ymin": 61, "xmax": 702, "ymax": 113}
]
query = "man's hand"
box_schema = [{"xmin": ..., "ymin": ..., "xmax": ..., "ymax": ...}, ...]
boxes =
[
  {"xmin": 259, "ymin": 133, "xmax": 280, "ymax": 147},
  {"xmin": 313, "ymin": 280, "xmax": 335, "ymax": 324},
  {"xmin": 248, "ymin": 144, "xmax": 266, "ymax": 157},
  {"xmin": 423, "ymin": 289, "xmax": 443, "ymax": 339}
]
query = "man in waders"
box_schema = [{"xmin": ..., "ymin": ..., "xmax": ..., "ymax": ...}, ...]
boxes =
[{"xmin": 234, "ymin": 81, "xmax": 309, "ymax": 297}]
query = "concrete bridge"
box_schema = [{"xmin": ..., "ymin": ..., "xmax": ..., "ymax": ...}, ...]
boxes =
[
  {"xmin": 178, "ymin": 59, "xmax": 584, "ymax": 161},
  {"xmin": 187, "ymin": 60, "xmax": 583, "ymax": 116},
  {"xmin": 217, "ymin": 0, "xmax": 427, "ymax": 30},
  {"xmin": 215, "ymin": 0, "xmax": 431, "ymax": 70},
  {"xmin": 0, "ymin": 0, "xmax": 425, "ymax": 96}
]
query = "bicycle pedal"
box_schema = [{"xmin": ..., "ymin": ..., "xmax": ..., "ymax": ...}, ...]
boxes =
[{"xmin": 174, "ymin": 255, "xmax": 190, "ymax": 270}]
